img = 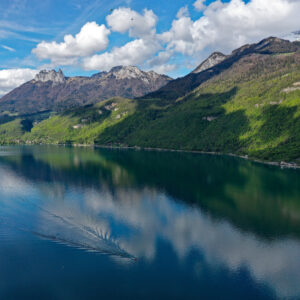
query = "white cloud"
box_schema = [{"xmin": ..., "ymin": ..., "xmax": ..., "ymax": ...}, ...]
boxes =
[
  {"xmin": 1, "ymin": 44, "xmax": 15, "ymax": 52},
  {"xmin": 0, "ymin": 28, "xmax": 40, "ymax": 43},
  {"xmin": 32, "ymin": 22, "xmax": 110, "ymax": 65},
  {"xmin": 0, "ymin": 68, "xmax": 38, "ymax": 97},
  {"xmin": 194, "ymin": 0, "xmax": 206, "ymax": 11},
  {"xmin": 106, "ymin": 7, "xmax": 157, "ymax": 38},
  {"xmin": 160, "ymin": 14, "xmax": 195, "ymax": 55},
  {"xmin": 176, "ymin": 6, "xmax": 189, "ymax": 18},
  {"xmin": 164, "ymin": 0, "xmax": 300, "ymax": 57},
  {"xmin": 83, "ymin": 8, "xmax": 160, "ymax": 71},
  {"xmin": 151, "ymin": 64, "xmax": 177, "ymax": 75},
  {"xmin": 28, "ymin": 1, "xmax": 300, "ymax": 75},
  {"xmin": 83, "ymin": 38, "xmax": 161, "ymax": 71},
  {"xmin": 148, "ymin": 50, "xmax": 174, "ymax": 67}
]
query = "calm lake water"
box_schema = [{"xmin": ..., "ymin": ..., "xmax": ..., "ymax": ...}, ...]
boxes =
[{"xmin": 0, "ymin": 146, "xmax": 299, "ymax": 300}]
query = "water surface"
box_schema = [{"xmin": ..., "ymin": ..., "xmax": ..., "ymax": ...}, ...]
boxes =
[{"xmin": 0, "ymin": 146, "xmax": 299, "ymax": 299}]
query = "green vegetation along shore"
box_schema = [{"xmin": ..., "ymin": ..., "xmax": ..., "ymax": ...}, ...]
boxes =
[{"xmin": 1, "ymin": 42, "xmax": 300, "ymax": 166}]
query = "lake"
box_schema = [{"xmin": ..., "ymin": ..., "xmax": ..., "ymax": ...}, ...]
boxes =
[{"xmin": 0, "ymin": 145, "xmax": 299, "ymax": 299}]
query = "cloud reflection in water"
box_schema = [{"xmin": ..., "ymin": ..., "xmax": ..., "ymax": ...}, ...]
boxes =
[{"xmin": 0, "ymin": 148, "xmax": 299, "ymax": 299}]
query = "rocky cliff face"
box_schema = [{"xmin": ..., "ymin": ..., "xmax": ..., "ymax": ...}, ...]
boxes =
[
  {"xmin": 92, "ymin": 66, "xmax": 169, "ymax": 84},
  {"xmin": 34, "ymin": 69, "xmax": 65, "ymax": 84},
  {"xmin": 192, "ymin": 52, "xmax": 227, "ymax": 74},
  {"xmin": 0, "ymin": 66, "xmax": 172, "ymax": 114}
]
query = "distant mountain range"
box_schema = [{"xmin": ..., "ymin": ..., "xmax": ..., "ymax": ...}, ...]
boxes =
[
  {"xmin": 0, "ymin": 66, "xmax": 172, "ymax": 114},
  {"xmin": 0, "ymin": 36, "xmax": 300, "ymax": 165}
]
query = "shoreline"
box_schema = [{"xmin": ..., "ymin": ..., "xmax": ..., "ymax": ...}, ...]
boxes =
[
  {"xmin": 77, "ymin": 143, "xmax": 300, "ymax": 170},
  {"xmin": 2, "ymin": 142, "xmax": 299, "ymax": 169}
]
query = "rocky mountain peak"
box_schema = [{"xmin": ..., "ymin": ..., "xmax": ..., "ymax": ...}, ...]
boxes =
[
  {"xmin": 252, "ymin": 36, "xmax": 299, "ymax": 54},
  {"xmin": 92, "ymin": 65, "xmax": 171, "ymax": 83},
  {"xmin": 109, "ymin": 65, "xmax": 145, "ymax": 80},
  {"xmin": 35, "ymin": 69, "xmax": 65, "ymax": 84},
  {"xmin": 254, "ymin": 37, "xmax": 285, "ymax": 50},
  {"xmin": 92, "ymin": 66, "xmax": 144, "ymax": 80},
  {"xmin": 0, "ymin": 65, "xmax": 172, "ymax": 114},
  {"xmin": 192, "ymin": 52, "xmax": 227, "ymax": 74}
]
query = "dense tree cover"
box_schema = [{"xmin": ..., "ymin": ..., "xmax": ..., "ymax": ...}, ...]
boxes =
[{"xmin": 1, "ymin": 52, "xmax": 300, "ymax": 164}]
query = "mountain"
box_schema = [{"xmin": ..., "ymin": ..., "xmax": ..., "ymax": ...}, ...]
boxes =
[
  {"xmin": 144, "ymin": 37, "xmax": 300, "ymax": 100},
  {"xmin": 35, "ymin": 69, "xmax": 66, "ymax": 84},
  {"xmin": 0, "ymin": 66, "xmax": 172, "ymax": 114},
  {"xmin": 192, "ymin": 52, "xmax": 227, "ymax": 74},
  {"xmin": 0, "ymin": 36, "xmax": 300, "ymax": 165}
]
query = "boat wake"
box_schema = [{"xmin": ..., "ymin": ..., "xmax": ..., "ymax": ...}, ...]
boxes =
[{"xmin": 0, "ymin": 197, "xmax": 136, "ymax": 261}]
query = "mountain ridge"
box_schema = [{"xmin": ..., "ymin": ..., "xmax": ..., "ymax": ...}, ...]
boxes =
[
  {"xmin": 0, "ymin": 66, "xmax": 172, "ymax": 114},
  {"xmin": 144, "ymin": 37, "xmax": 300, "ymax": 100},
  {"xmin": 0, "ymin": 36, "xmax": 300, "ymax": 165}
]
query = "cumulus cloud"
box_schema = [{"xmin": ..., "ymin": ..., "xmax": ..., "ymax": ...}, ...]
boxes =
[
  {"xmin": 151, "ymin": 64, "xmax": 177, "ymax": 75},
  {"xmin": 160, "ymin": 14, "xmax": 195, "ymax": 55},
  {"xmin": 30, "ymin": 1, "xmax": 300, "ymax": 74},
  {"xmin": 106, "ymin": 7, "xmax": 157, "ymax": 38},
  {"xmin": 147, "ymin": 51, "xmax": 177, "ymax": 74},
  {"xmin": 0, "ymin": 68, "xmax": 38, "ymax": 97},
  {"xmin": 164, "ymin": 0, "xmax": 300, "ymax": 57},
  {"xmin": 32, "ymin": 22, "xmax": 110, "ymax": 65},
  {"xmin": 176, "ymin": 6, "xmax": 189, "ymax": 18},
  {"xmin": 83, "ymin": 8, "xmax": 159, "ymax": 71},
  {"xmin": 83, "ymin": 38, "xmax": 161, "ymax": 71},
  {"xmin": 194, "ymin": 0, "xmax": 206, "ymax": 11},
  {"xmin": 148, "ymin": 51, "xmax": 173, "ymax": 67}
]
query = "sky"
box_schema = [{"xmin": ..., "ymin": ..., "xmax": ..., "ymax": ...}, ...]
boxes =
[{"xmin": 0, "ymin": 0, "xmax": 300, "ymax": 96}]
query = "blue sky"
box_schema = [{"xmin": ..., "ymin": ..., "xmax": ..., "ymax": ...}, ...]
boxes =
[
  {"xmin": 0, "ymin": 0, "xmax": 219, "ymax": 76},
  {"xmin": 0, "ymin": 0, "xmax": 300, "ymax": 96}
]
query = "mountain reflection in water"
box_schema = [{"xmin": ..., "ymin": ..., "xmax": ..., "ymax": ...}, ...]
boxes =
[{"xmin": 0, "ymin": 146, "xmax": 299, "ymax": 299}]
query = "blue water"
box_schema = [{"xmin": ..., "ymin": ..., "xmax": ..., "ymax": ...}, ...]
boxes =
[{"xmin": 0, "ymin": 145, "xmax": 299, "ymax": 299}]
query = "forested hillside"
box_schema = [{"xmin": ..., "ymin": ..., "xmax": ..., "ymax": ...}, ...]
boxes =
[{"xmin": 1, "ymin": 37, "xmax": 300, "ymax": 164}]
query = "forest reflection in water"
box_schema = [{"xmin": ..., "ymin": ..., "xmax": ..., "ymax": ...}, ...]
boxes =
[{"xmin": 0, "ymin": 145, "xmax": 299, "ymax": 299}]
